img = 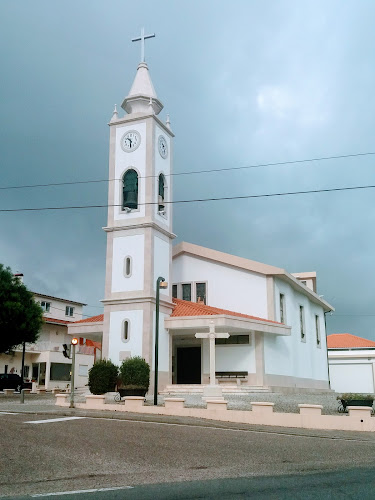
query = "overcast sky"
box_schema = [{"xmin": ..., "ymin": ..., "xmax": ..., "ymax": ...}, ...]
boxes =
[{"xmin": 1, "ymin": 1, "xmax": 374, "ymax": 338}]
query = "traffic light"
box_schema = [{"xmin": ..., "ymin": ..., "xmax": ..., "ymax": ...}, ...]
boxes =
[{"xmin": 62, "ymin": 343, "xmax": 71, "ymax": 358}]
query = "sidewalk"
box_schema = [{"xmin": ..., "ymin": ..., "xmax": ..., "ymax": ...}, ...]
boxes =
[
  {"xmin": 0, "ymin": 390, "xmax": 342, "ymax": 414},
  {"xmin": 2, "ymin": 392, "xmax": 375, "ymax": 441}
]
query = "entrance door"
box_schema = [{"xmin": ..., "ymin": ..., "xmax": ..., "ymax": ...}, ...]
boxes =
[{"xmin": 177, "ymin": 347, "xmax": 201, "ymax": 384}]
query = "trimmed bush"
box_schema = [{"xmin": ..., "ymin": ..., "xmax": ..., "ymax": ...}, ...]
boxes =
[
  {"xmin": 119, "ymin": 356, "xmax": 150, "ymax": 390},
  {"xmin": 88, "ymin": 360, "xmax": 119, "ymax": 395}
]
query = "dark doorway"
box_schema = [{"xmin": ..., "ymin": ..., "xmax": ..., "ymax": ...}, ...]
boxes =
[{"xmin": 177, "ymin": 347, "xmax": 201, "ymax": 384}]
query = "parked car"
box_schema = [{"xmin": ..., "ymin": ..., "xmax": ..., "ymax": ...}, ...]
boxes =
[{"xmin": 0, "ymin": 374, "xmax": 32, "ymax": 392}]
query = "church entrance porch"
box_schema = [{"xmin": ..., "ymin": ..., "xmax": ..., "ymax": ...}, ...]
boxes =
[{"xmin": 176, "ymin": 347, "xmax": 201, "ymax": 384}]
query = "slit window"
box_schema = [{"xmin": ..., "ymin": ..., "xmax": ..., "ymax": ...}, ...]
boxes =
[
  {"xmin": 124, "ymin": 257, "xmax": 132, "ymax": 277},
  {"xmin": 300, "ymin": 306, "xmax": 305, "ymax": 341},
  {"xmin": 122, "ymin": 320, "xmax": 130, "ymax": 342},
  {"xmin": 172, "ymin": 284, "xmax": 178, "ymax": 299},
  {"xmin": 279, "ymin": 294, "xmax": 285, "ymax": 323},
  {"xmin": 123, "ymin": 169, "xmax": 138, "ymax": 210},
  {"xmin": 158, "ymin": 174, "xmax": 165, "ymax": 212},
  {"xmin": 315, "ymin": 315, "xmax": 321, "ymax": 346}
]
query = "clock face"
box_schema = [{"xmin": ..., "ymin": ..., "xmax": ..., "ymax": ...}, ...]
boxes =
[
  {"xmin": 121, "ymin": 130, "xmax": 141, "ymax": 152},
  {"xmin": 158, "ymin": 135, "xmax": 168, "ymax": 159}
]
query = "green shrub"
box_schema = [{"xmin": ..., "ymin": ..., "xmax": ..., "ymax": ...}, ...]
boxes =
[
  {"xmin": 119, "ymin": 356, "xmax": 150, "ymax": 390},
  {"xmin": 337, "ymin": 393, "xmax": 374, "ymax": 401},
  {"xmin": 88, "ymin": 360, "xmax": 119, "ymax": 395}
]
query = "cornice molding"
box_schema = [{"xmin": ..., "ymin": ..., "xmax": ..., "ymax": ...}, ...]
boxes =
[{"xmin": 103, "ymin": 222, "xmax": 176, "ymax": 239}]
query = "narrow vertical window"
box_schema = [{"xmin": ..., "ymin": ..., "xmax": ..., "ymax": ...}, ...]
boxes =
[
  {"xmin": 158, "ymin": 173, "xmax": 165, "ymax": 212},
  {"xmin": 122, "ymin": 320, "xmax": 130, "ymax": 342},
  {"xmin": 124, "ymin": 256, "xmax": 132, "ymax": 277},
  {"xmin": 279, "ymin": 293, "xmax": 285, "ymax": 323},
  {"xmin": 172, "ymin": 284, "xmax": 178, "ymax": 299},
  {"xmin": 315, "ymin": 315, "xmax": 321, "ymax": 346},
  {"xmin": 299, "ymin": 306, "xmax": 305, "ymax": 341},
  {"xmin": 123, "ymin": 169, "xmax": 138, "ymax": 210},
  {"xmin": 182, "ymin": 283, "xmax": 191, "ymax": 301},
  {"xmin": 196, "ymin": 283, "xmax": 206, "ymax": 304}
]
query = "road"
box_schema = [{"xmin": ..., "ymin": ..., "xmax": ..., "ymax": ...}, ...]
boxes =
[{"xmin": 1, "ymin": 411, "xmax": 375, "ymax": 498}]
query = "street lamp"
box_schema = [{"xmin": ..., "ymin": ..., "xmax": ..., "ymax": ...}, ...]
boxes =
[
  {"xmin": 154, "ymin": 277, "xmax": 168, "ymax": 406},
  {"xmin": 69, "ymin": 337, "xmax": 78, "ymax": 408}
]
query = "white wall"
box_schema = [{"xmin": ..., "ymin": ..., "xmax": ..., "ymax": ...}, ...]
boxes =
[
  {"xmin": 152, "ymin": 311, "xmax": 169, "ymax": 372},
  {"xmin": 215, "ymin": 345, "xmax": 256, "ymax": 373},
  {"xmin": 153, "ymin": 235, "xmax": 170, "ymax": 291},
  {"xmin": 114, "ymin": 122, "xmax": 146, "ymax": 221},
  {"xmin": 264, "ymin": 277, "xmax": 329, "ymax": 382},
  {"xmin": 111, "ymin": 234, "xmax": 145, "ymax": 292},
  {"xmin": 329, "ymin": 362, "xmax": 374, "ymax": 393},
  {"xmin": 173, "ymin": 255, "xmax": 268, "ymax": 318},
  {"xmin": 108, "ymin": 310, "xmax": 143, "ymax": 365}
]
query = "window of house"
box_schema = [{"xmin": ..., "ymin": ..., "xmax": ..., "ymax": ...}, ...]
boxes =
[
  {"xmin": 299, "ymin": 306, "xmax": 305, "ymax": 341},
  {"xmin": 315, "ymin": 315, "xmax": 321, "ymax": 346},
  {"xmin": 216, "ymin": 335, "xmax": 250, "ymax": 345},
  {"xmin": 196, "ymin": 283, "xmax": 206, "ymax": 304},
  {"xmin": 172, "ymin": 284, "xmax": 178, "ymax": 299},
  {"xmin": 122, "ymin": 320, "xmax": 130, "ymax": 342},
  {"xmin": 182, "ymin": 283, "xmax": 191, "ymax": 301},
  {"xmin": 124, "ymin": 256, "xmax": 132, "ymax": 277},
  {"xmin": 122, "ymin": 169, "xmax": 138, "ymax": 210},
  {"xmin": 78, "ymin": 364, "xmax": 89, "ymax": 377},
  {"xmin": 40, "ymin": 301, "xmax": 51, "ymax": 312},
  {"xmin": 279, "ymin": 293, "xmax": 285, "ymax": 323},
  {"xmin": 50, "ymin": 363, "xmax": 71, "ymax": 381},
  {"xmin": 65, "ymin": 306, "xmax": 74, "ymax": 317},
  {"xmin": 158, "ymin": 173, "xmax": 166, "ymax": 213}
]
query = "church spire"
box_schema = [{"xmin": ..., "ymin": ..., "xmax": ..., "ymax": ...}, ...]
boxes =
[{"xmin": 121, "ymin": 28, "xmax": 163, "ymax": 116}]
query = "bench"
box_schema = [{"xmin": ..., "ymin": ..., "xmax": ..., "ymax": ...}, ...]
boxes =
[{"xmin": 215, "ymin": 372, "xmax": 248, "ymax": 386}]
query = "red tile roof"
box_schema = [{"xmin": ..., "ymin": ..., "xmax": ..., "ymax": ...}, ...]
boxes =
[
  {"xmin": 73, "ymin": 314, "xmax": 104, "ymax": 324},
  {"xmin": 327, "ymin": 333, "xmax": 375, "ymax": 349},
  {"xmin": 171, "ymin": 298, "xmax": 282, "ymax": 324}
]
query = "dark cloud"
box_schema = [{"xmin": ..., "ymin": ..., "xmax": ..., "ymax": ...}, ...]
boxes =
[{"xmin": 0, "ymin": 0, "xmax": 374, "ymax": 336}]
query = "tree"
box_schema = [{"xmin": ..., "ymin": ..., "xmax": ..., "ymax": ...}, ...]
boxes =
[{"xmin": 0, "ymin": 265, "xmax": 44, "ymax": 354}]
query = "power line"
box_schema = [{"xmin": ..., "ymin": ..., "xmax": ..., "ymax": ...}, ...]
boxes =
[
  {"xmin": 1, "ymin": 183, "xmax": 375, "ymax": 213},
  {"xmin": 1, "ymin": 151, "xmax": 374, "ymax": 191}
]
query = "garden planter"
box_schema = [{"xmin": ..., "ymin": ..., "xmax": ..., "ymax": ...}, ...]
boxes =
[{"xmin": 118, "ymin": 387, "xmax": 147, "ymax": 397}]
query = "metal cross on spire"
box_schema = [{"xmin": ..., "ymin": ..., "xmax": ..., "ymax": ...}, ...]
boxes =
[{"xmin": 132, "ymin": 27, "xmax": 155, "ymax": 63}]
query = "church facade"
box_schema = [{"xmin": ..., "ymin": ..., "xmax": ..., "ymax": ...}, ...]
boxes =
[{"xmin": 69, "ymin": 47, "xmax": 334, "ymax": 392}]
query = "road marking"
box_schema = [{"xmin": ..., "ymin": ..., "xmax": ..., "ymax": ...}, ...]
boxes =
[
  {"xmin": 25, "ymin": 417, "xmax": 86, "ymax": 424},
  {"xmin": 31, "ymin": 486, "xmax": 133, "ymax": 496},
  {"xmin": 0, "ymin": 412, "xmax": 18, "ymax": 415}
]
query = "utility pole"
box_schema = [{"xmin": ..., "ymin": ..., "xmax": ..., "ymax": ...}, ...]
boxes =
[{"xmin": 69, "ymin": 338, "xmax": 78, "ymax": 408}]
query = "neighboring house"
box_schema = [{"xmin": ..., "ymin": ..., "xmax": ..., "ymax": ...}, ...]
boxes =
[
  {"xmin": 0, "ymin": 289, "xmax": 98, "ymax": 390},
  {"xmin": 328, "ymin": 333, "xmax": 375, "ymax": 394},
  {"xmin": 70, "ymin": 51, "xmax": 334, "ymax": 393}
]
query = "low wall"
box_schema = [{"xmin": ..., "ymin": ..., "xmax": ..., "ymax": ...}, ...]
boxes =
[{"xmin": 56, "ymin": 395, "xmax": 375, "ymax": 433}]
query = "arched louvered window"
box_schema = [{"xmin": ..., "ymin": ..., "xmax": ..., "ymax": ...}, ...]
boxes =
[
  {"xmin": 123, "ymin": 169, "xmax": 138, "ymax": 210},
  {"xmin": 158, "ymin": 173, "xmax": 165, "ymax": 212}
]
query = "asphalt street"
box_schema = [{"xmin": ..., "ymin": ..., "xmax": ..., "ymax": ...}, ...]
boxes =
[{"xmin": 1, "ymin": 412, "xmax": 375, "ymax": 499}]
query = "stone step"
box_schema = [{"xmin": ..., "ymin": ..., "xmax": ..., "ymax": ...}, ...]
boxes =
[{"xmin": 160, "ymin": 384, "xmax": 271, "ymax": 395}]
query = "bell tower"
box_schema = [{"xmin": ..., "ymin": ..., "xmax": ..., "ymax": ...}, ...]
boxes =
[{"xmin": 102, "ymin": 30, "xmax": 175, "ymax": 390}]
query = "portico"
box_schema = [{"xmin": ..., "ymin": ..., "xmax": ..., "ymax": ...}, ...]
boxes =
[{"xmin": 165, "ymin": 299, "xmax": 291, "ymax": 389}]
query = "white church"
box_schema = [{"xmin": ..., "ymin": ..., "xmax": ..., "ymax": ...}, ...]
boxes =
[{"xmin": 69, "ymin": 32, "xmax": 334, "ymax": 393}]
